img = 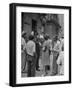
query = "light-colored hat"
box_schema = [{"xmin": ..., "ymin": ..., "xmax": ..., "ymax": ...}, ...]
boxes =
[
  {"xmin": 31, "ymin": 31, "xmax": 34, "ymax": 36},
  {"xmin": 22, "ymin": 31, "xmax": 26, "ymax": 36}
]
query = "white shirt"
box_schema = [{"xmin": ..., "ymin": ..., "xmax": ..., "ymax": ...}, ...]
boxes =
[
  {"xmin": 39, "ymin": 34, "xmax": 44, "ymax": 39},
  {"xmin": 26, "ymin": 40, "xmax": 36, "ymax": 56},
  {"xmin": 53, "ymin": 40, "xmax": 61, "ymax": 52}
]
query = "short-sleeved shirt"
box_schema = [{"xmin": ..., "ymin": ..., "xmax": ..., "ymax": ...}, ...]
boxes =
[
  {"xmin": 53, "ymin": 40, "xmax": 61, "ymax": 52},
  {"xmin": 26, "ymin": 40, "xmax": 36, "ymax": 56}
]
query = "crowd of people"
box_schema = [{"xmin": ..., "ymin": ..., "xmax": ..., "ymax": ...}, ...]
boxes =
[{"xmin": 21, "ymin": 31, "xmax": 64, "ymax": 77}]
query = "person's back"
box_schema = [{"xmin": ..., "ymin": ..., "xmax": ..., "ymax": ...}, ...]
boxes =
[
  {"xmin": 26, "ymin": 35, "xmax": 36, "ymax": 77},
  {"xmin": 26, "ymin": 40, "xmax": 35, "ymax": 56}
]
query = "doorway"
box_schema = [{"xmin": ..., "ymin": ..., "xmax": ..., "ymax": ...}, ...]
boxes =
[{"xmin": 32, "ymin": 19, "xmax": 37, "ymax": 35}]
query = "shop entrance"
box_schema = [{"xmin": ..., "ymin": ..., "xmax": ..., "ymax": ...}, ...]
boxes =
[{"xmin": 32, "ymin": 19, "xmax": 37, "ymax": 35}]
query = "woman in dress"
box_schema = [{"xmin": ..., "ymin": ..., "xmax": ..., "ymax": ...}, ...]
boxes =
[{"xmin": 41, "ymin": 35, "xmax": 51, "ymax": 76}]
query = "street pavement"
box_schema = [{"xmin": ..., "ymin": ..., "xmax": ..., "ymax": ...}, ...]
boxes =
[{"xmin": 21, "ymin": 68, "xmax": 51, "ymax": 77}]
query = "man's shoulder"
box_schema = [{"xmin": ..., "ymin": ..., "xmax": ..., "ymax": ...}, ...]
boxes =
[
  {"xmin": 22, "ymin": 37, "xmax": 24, "ymax": 41},
  {"xmin": 21, "ymin": 37, "xmax": 25, "ymax": 44},
  {"xmin": 27, "ymin": 40, "xmax": 35, "ymax": 45}
]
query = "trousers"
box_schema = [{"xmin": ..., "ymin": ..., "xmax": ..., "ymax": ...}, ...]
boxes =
[{"xmin": 27, "ymin": 54, "xmax": 36, "ymax": 77}]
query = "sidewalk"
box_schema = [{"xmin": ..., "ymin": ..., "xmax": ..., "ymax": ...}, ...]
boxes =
[
  {"xmin": 21, "ymin": 56, "xmax": 53, "ymax": 77},
  {"xmin": 21, "ymin": 69, "xmax": 51, "ymax": 77}
]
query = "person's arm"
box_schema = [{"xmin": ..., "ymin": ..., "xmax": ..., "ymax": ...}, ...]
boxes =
[
  {"xmin": 57, "ymin": 55, "xmax": 60, "ymax": 65},
  {"xmin": 21, "ymin": 38, "xmax": 25, "ymax": 53},
  {"xmin": 33, "ymin": 42, "xmax": 36, "ymax": 57},
  {"xmin": 49, "ymin": 40, "xmax": 52, "ymax": 53},
  {"xmin": 42, "ymin": 42, "xmax": 47, "ymax": 52},
  {"xmin": 23, "ymin": 40, "xmax": 26, "ymax": 53}
]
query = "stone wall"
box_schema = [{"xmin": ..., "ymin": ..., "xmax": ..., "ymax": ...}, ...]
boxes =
[{"xmin": 58, "ymin": 14, "xmax": 64, "ymax": 37}]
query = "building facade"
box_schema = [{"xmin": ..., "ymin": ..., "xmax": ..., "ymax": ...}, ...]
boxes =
[{"xmin": 22, "ymin": 13, "xmax": 64, "ymax": 39}]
